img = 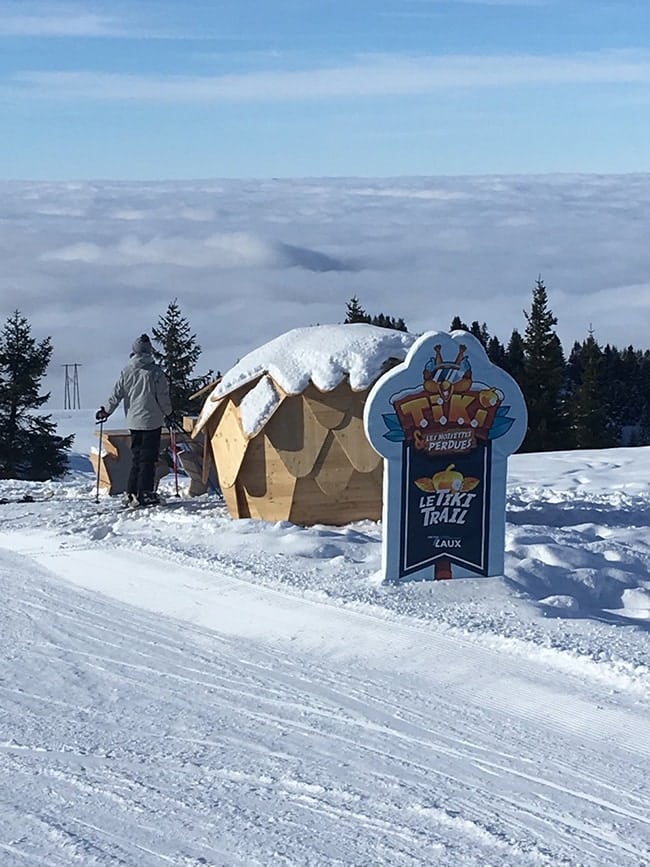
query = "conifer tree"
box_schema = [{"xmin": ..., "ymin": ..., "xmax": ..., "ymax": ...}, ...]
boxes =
[
  {"xmin": 0, "ymin": 310, "xmax": 73, "ymax": 480},
  {"xmin": 344, "ymin": 297, "xmax": 407, "ymax": 331},
  {"xmin": 503, "ymin": 328, "xmax": 526, "ymax": 386},
  {"xmin": 450, "ymin": 315, "xmax": 469, "ymax": 331},
  {"xmin": 370, "ymin": 313, "xmax": 408, "ymax": 332},
  {"xmin": 469, "ymin": 321, "xmax": 490, "ymax": 349},
  {"xmin": 151, "ymin": 299, "xmax": 214, "ymax": 415},
  {"xmin": 344, "ymin": 296, "xmax": 370, "ymax": 324},
  {"xmin": 638, "ymin": 399, "xmax": 650, "ymax": 446},
  {"xmin": 521, "ymin": 278, "xmax": 570, "ymax": 452},
  {"xmin": 486, "ymin": 335, "xmax": 506, "ymax": 368},
  {"xmin": 601, "ymin": 345, "xmax": 626, "ymax": 436},
  {"xmin": 572, "ymin": 331, "xmax": 617, "ymax": 448}
]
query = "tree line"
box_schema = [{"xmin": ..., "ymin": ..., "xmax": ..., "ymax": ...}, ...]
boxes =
[
  {"xmin": 345, "ymin": 279, "xmax": 650, "ymax": 453},
  {"xmin": 2, "ymin": 279, "xmax": 648, "ymax": 481}
]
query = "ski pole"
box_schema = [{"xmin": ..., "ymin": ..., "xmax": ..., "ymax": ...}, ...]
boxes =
[
  {"xmin": 169, "ymin": 425, "xmax": 180, "ymax": 497},
  {"xmin": 94, "ymin": 416, "xmax": 104, "ymax": 503}
]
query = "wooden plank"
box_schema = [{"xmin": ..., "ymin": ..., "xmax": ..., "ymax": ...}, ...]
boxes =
[
  {"xmin": 211, "ymin": 399, "xmax": 248, "ymax": 489},
  {"xmin": 237, "ymin": 434, "xmax": 267, "ymax": 498},
  {"xmin": 332, "ymin": 413, "xmax": 382, "ymax": 474},
  {"xmin": 175, "ymin": 432, "xmax": 219, "ymax": 496},
  {"xmin": 239, "ymin": 436, "xmax": 297, "ymax": 522},
  {"xmin": 220, "ymin": 481, "xmax": 241, "ymax": 518},
  {"xmin": 264, "ymin": 394, "xmax": 328, "ymax": 479},
  {"xmin": 302, "ymin": 383, "xmax": 350, "ymax": 430},
  {"xmin": 312, "ymin": 432, "xmax": 354, "ymax": 498},
  {"xmin": 288, "ymin": 464, "xmax": 382, "ymax": 525}
]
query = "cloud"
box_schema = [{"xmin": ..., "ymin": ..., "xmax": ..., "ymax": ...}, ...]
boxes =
[
  {"xmin": 6, "ymin": 51, "xmax": 650, "ymax": 104},
  {"xmin": 0, "ymin": 2, "xmax": 198, "ymax": 40},
  {"xmin": 0, "ymin": 8, "xmax": 128, "ymax": 38},
  {"xmin": 386, "ymin": 0, "xmax": 550, "ymax": 15},
  {"xmin": 4, "ymin": 174, "xmax": 650, "ymax": 410},
  {"xmin": 41, "ymin": 232, "xmax": 353, "ymax": 272},
  {"xmin": 277, "ymin": 243, "xmax": 355, "ymax": 273}
]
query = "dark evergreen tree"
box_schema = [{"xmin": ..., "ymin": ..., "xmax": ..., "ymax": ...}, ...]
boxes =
[
  {"xmin": 565, "ymin": 340, "xmax": 584, "ymax": 395},
  {"xmin": 370, "ymin": 313, "xmax": 408, "ymax": 332},
  {"xmin": 503, "ymin": 328, "xmax": 526, "ymax": 386},
  {"xmin": 521, "ymin": 278, "xmax": 571, "ymax": 452},
  {"xmin": 151, "ymin": 299, "xmax": 214, "ymax": 415},
  {"xmin": 486, "ymin": 335, "xmax": 506, "ymax": 368},
  {"xmin": 344, "ymin": 297, "xmax": 407, "ymax": 331},
  {"xmin": 469, "ymin": 320, "xmax": 490, "ymax": 350},
  {"xmin": 450, "ymin": 315, "xmax": 469, "ymax": 331},
  {"xmin": 344, "ymin": 296, "xmax": 370, "ymax": 324},
  {"xmin": 601, "ymin": 344, "xmax": 625, "ymax": 442},
  {"xmin": 572, "ymin": 331, "xmax": 617, "ymax": 448},
  {"xmin": 619, "ymin": 345, "xmax": 644, "ymax": 427},
  {"xmin": 451, "ymin": 318, "xmax": 503, "ymax": 362},
  {"xmin": 638, "ymin": 399, "xmax": 650, "ymax": 445},
  {"xmin": 0, "ymin": 310, "xmax": 73, "ymax": 480}
]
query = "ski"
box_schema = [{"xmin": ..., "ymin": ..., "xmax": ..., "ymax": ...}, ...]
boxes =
[
  {"xmin": 0, "ymin": 491, "xmax": 56, "ymax": 505},
  {"xmin": 116, "ymin": 493, "xmax": 171, "ymax": 512}
]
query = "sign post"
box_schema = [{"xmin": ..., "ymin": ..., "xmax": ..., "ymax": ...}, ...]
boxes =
[{"xmin": 364, "ymin": 331, "xmax": 527, "ymax": 582}]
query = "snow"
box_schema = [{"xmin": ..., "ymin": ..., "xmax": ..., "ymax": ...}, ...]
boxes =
[
  {"xmin": 239, "ymin": 375, "xmax": 281, "ymax": 437},
  {"xmin": 0, "ymin": 409, "xmax": 649, "ymax": 866},
  {"xmin": 196, "ymin": 324, "xmax": 418, "ymax": 433}
]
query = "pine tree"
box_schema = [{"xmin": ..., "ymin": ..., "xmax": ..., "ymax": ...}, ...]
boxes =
[
  {"xmin": 503, "ymin": 328, "xmax": 526, "ymax": 386},
  {"xmin": 521, "ymin": 278, "xmax": 571, "ymax": 452},
  {"xmin": 601, "ymin": 344, "xmax": 625, "ymax": 438},
  {"xmin": 639, "ymin": 399, "xmax": 650, "ymax": 445},
  {"xmin": 344, "ymin": 297, "xmax": 407, "ymax": 331},
  {"xmin": 370, "ymin": 313, "xmax": 408, "ymax": 332},
  {"xmin": 0, "ymin": 310, "xmax": 73, "ymax": 480},
  {"xmin": 486, "ymin": 335, "xmax": 506, "ymax": 368},
  {"xmin": 151, "ymin": 299, "xmax": 214, "ymax": 415},
  {"xmin": 572, "ymin": 331, "xmax": 617, "ymax": 448},
  {"xmin": 469, "ymin": 321, "xmax": 490, "ymax": 349},
  {"xmin": 450, "ymin": 315, "xmax": 469, "ymax": 331},
  {"xmin": 344, "ymin": 296, "xmax": 370, "ymax": 324}
]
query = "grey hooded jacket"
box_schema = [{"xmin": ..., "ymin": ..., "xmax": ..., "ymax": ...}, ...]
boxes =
[{"xmin": 104, "ymin": 353, "xmax": 172, "ymax": 430}]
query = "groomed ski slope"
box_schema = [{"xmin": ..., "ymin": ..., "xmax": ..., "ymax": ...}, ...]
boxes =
[{"xmin": 0, "ymin": 416, "xmax": 648, "ymax": 866}]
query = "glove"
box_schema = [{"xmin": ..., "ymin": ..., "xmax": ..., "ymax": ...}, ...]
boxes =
[
  {"xmin": 95, "ymin": 406, "xmax": 108, "ymax": 422},
  {"xmin": 165, "ymin": 413, "xmax": 179, "ymax": 429}
]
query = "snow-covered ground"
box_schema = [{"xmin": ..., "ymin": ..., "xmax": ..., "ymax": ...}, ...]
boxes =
[{"xmin": 0, "ymin": 410, "xmax": 648, "ymax": 866}]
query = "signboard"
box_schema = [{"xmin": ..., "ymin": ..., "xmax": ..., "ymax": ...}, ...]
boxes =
[{"xmin": 364, "ymin": 331, "xmax": 527, "ymax": 582}]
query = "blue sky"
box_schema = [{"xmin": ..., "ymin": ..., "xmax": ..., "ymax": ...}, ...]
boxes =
[{"xmin": 1, "ymin": 0, "xmax": 650, "ymax": 179}]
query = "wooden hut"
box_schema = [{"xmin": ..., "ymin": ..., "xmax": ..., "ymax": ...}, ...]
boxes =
[
  {"xmin": 193, "ymin": 324, "xmax": 416, "ymax": 525},
  {"xmin": 90, "ymin": 421, "xmax": 215, "ymax": 497}
]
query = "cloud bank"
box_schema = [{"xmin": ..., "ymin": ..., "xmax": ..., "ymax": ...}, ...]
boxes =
[{"xmin": 2, "ymin": 174, "xmax": 649, "ymax": 410}]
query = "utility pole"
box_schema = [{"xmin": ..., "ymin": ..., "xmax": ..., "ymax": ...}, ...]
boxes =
[{"xmin": 62, "ymin": 363, "xmax": 81, "ymax": 409}]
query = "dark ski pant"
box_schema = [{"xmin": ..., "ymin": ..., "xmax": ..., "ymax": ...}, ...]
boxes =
[{"xmin": 127, "ymin": 427, "xmax": 162, "ymax": 496}]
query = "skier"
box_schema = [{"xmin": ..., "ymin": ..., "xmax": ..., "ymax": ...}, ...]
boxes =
[{"xmin": 96, "ymin": 333, "xmax": 174, "ymax": 507}]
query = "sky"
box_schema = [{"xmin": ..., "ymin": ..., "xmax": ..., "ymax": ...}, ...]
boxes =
[
  {"xmin": 2, "ymin": 0, "xmax": 650, "ymax": 179},
  {"xmin": 0, "ymin": 410, "xmax": 648, "ymax": 863}
]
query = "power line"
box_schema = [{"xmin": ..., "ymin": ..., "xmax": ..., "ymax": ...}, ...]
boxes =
[{"xmin": 62, "ymin": 363, "xmax": 81, "ymax": 409}]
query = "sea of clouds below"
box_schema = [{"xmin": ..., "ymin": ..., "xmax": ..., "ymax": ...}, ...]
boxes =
[{"xmin": 2, "ymin": 173, "xmax": 650, "ymax": 410}]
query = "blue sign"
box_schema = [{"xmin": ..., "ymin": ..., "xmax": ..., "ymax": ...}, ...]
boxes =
[{"xmin": 364, "ymin": 331, "xmax": 527, "ymax": 582}]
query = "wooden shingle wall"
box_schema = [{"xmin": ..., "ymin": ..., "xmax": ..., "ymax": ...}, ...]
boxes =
[{"xmin": 205, "ymin": 380, "xmax": 383, "ymax": 525}]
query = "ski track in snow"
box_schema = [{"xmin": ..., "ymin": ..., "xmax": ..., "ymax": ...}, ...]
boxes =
[{"xmin": 0, "ymin": 451, "xmax": 649, "ymax": 866}]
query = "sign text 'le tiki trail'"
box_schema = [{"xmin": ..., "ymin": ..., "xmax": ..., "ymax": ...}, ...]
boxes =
[{"xmin": 364, "ymin": 331, "xmax": 527, "ymax": 582}]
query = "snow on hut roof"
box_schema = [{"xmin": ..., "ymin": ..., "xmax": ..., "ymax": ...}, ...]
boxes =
[{"xmin": 194, "ymin": 323, "xmax": 418, "ymax": 436}]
